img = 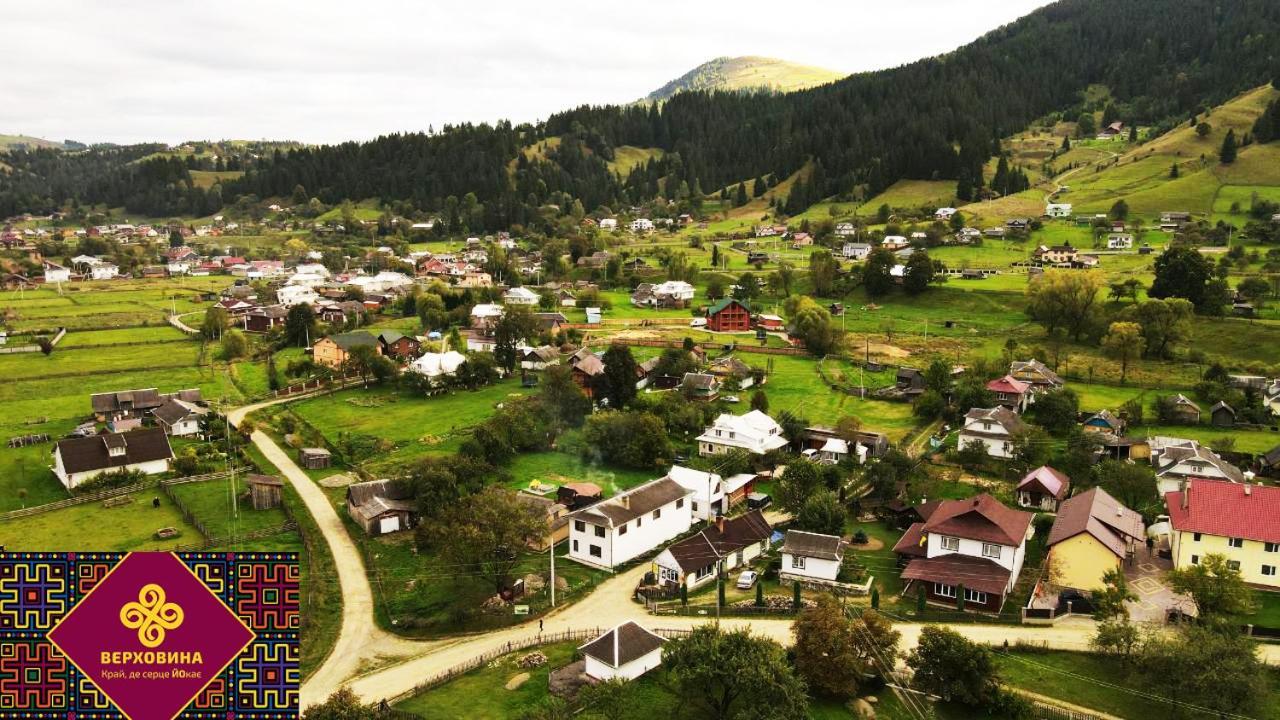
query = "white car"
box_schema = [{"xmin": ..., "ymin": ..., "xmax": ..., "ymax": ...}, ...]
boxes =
[
  {"xmin": 723, "ymin": 395, "xmax": 740, "ymax": 404},
  {"xmin": 690, "ymin": 317, "xmax": 707, "ymax": 328},
  {"xmin": 736, "ymin": 570, "xmax": 758, "ymax": 590}
]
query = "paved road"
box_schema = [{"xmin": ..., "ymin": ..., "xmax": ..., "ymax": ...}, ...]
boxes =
[{"xmin": 227, "ymin": 398, "xmax": 422, "ymax": 705}]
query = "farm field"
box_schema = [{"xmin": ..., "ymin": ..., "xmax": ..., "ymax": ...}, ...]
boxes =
[{"xmin": 0, "ymin": 489, "xmax": 194, "ymax": 551}]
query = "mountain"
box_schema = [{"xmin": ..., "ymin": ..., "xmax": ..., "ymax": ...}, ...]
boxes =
[
  {"xmin": 643, "ymin": 56, "xmax": 845, "ymax": 103},
  {"xmin": 0, "ymin": 134, "xmax": 66, "ymax": 152},
  {"xmin": 5, "ymin": 0, "xmax": 1280, "ymax": 227}
]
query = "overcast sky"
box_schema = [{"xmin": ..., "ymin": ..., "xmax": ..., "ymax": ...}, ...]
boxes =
[{"xmin": 3, "ymin": 0, "xmax": 1053, "ymax": 146}]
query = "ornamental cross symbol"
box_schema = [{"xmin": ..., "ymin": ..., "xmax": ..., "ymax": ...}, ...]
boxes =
[{"xmin": 119, "ymin": 583, "xmax": 184, "ymax": 647}]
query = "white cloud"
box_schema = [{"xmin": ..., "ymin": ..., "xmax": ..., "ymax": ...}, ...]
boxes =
[{"xmin": 1, "ymin": 0, "xmax": 1052, "ymax": 145}]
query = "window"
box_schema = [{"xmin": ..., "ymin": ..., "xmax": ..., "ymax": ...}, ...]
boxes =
[
  {"xmin": 1193, "ymin": 532, "xmax": 1201, "ymax": 542},
  {"xmin": 593, "ymin": 525, "xmax": 605, "ymax": 538},
  {"xmin": 940, "ymin": 536, "xmax": 960, "ymax": 552},
  {"xmin": 692, "ymin": 502, "xmax": 699, "ymax": 513},
  {"xmin": 574, "ymin": 520, "xmax": 585, "ymax": 533},
  {"xmin": 1268, "ymin": 543, "xmax": 1280, "ymax": 553},
  {"xmin": 676, "ymin": 498, "xmax": 684, "ymax": 509},
  {"xmin": 964, "ymin": 588, "xmax": 988, "ymax": 604},
  {"xmin": 982, "ymin": 543, "xmax": 1001, "ymax": 559},
  {"xmin": 695, "ymin": 564, "xmax": 714, "ymax": 579},
  {"xmin": 791, "ymin": 555, "xmax": 806, "ymax": 570},
  {"xmin": 653, "ymin": 509, "xmax": 661, "ymax": 520},
  {"xmin": 1191, "ymin": 555, "xmax": 1200, "ymax": 565},
  {"xmin": 636, "ymin": 517, "xmax": 642, "ymax": 528},
  {"xmin": 1227, "ymin": 560, "xmax": 1241, "ymax": 571},
  {"xmin": 1229, "ymin": 537, "xmax": 1244, "ymax": 549},
  {"xmin": 934, "ymin": 583, "xmax": 957, "ymax": 598},
  {"xmin": 572, "ymin": 540, "xmax": 578, "ymax": 552},
  {"xmin": 1264, "ymin": 565, "xmax": 1277, "ymax": 577},
  {"xmin": 589, "ymin": 545, "xmax": 602, "ymax": 558},
  {"xmin": 618, "ymin": 524, "xmax": 628, "ymax": 536}
]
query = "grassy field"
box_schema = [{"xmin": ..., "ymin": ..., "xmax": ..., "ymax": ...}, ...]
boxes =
[
  {"xmin": 0, "ymin": 489, "xmax": 194, "ymax": 551},
  {"xmin": 504, "ymin": 451, "xmax": 657, "ymax": 498}
]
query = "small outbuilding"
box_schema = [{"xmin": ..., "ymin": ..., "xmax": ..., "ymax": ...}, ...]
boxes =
[
  {"xmin": 245, "ymin": 474, "xmax": 284, "ymax": 510},
  {"xmin": 299, "ymin": 447, "xmax": 332, "ymax": 469},
  {"xmin": 579, "ymin": 622, "xmax": 667, "ymax": 682},
  {"xmin": 346, "ymin": 479, "xmax": 418, "ymax": 535}
]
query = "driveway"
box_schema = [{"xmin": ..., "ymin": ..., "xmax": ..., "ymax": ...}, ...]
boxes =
[{"xmin": 1124, "ymin": 548, "xmax": 1195, "ymax": 623}]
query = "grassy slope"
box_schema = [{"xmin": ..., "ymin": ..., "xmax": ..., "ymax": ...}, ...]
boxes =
[
  {"xmin": 0, "ymin": 134, "xmax": 63, "ymax": 151},
  {"xmin": 645, "ymin": 56, "xmax": 846, "ymax": 102}
]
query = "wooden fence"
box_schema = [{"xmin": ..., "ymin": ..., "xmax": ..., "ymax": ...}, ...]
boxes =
[
  {"xmin": 0, "ymin": 470, "xmax": 235, "ymax": 522},
  {"xmin": 160, "ymin": 474, "xmax": 299, "ymax": 550},
  {"xmin": 598, "ymin": 337, "xmax": 806, "ymax": 357},
  {"xmin": 0, "ymin": 327, "xmax": 66, "ymax": 355}
]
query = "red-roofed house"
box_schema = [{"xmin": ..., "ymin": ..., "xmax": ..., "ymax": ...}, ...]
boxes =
[
  {"xmin": 898, "ymin": 494, "xmax": 1034, "ymax": 612},
  {"xmin": 1165, "ymin": 479, "xmax": 1280, "ymax": 589},
  {"xmin": 1016, "ymin": 466, "xmax": 1071, "ymax": 512},
  {"xmin": 986, "ymin": 375, "xmax": 1031, "ymax": 413}
]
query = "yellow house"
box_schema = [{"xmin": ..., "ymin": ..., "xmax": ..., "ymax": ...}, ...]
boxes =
[
  {"xmin": 312, "ymin": 331, "xmax": 379, "ymax": 369},
  {"xmin": 1045, "ymin": 487, "xmax": 1144, "ymax": 591},
  {"xmin": 1166, "ymin": 479, "xmax": 1280, "ymax": 589}
]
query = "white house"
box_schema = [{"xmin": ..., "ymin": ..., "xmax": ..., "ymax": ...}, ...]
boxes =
[
  {"xmin": 580, "ymin": 622, "xmax": 666, "ymax": 682},
  {"xmin": 696, "ymin": 410, "xmax": 789, "ymax": 456},
  {"xmin": 958, "ymin": 406, "xmax": 1026, "ymax": 459},
  {"xmin": 409, "ymin": 351, "xmax": 466, "ymax": 379},
  {"xmin": 835, "ymin": 222, "xmax": 857, "ymax": 236},
  {"xmin": 842, "ymin": 243, "xmax": 872, "ymax": 260},
  {"xmin": 52, "ymin": 428, "xmax": 174, "ymax": 490},
  {"xmin": 630, "ymin": 218, "xmax": 655, "ymax": 233},
  {"xmin": 1149, "ymin": 436, "xmax": 1245, "ymax": 495},
  {"xmin": 567, "ymin": 477, "xmax": 692, "ymax": 569},
  {"xmin": 43, "ymin": 262, "xmax": 71, "ymax": 284},
  {"xmin": 664, "ymin": 465, "xmax": 725, "ymax": 520},
  {"xmin": 652, "ymin": 511, "xmax": 772, "ymax": 590},
  {"xmin": 935, "ymin": 207, "xmax": 957, "ymax": 221},
  {"xmin": 288, "ymin": 272, "xmax": 328, "ymax": 289},
  {"xmin": 652, "ymin": 280, "xmax": 696, "ymax": 304},
  {"xmin": 90, "ymin": 263, "xmax": 120, "ymax": 280},
  {"xmin": 1107, "ymin": 234, "xmax": 1134, "ymax": 250},
  {"xmin": 470, "ymin": 303, "xmax": 505, "ymax": 328},
  {"xmin": 152, "ymin": 399, "xmax": 206, "ymax": 437},
  {"xmin": 802, "ymin": 437, "xmax": 859, "ymax": 465},
  {"xmin": 896, "ymin": 494, "xmax": 1033, "ymax": 612},
  {"xmin": 294, "ymin": 263, "xmax": 331, "ymax": 278},
  {"xmin": 503, "ymin": 286, "xmax": 540, "ymax": 305},
  {"xmin": 781, "ymin": 530, "xmax": 845, "ymax": 582},
  {"xmin": 599, "ymin": 218, "xmax": 618, "ymax": 230},
  {"xmin": 277, "ymin": 284, "xmax": 319, "ymax": 307},
  {"xmin": 1045, "ymin": 203, "xmax": 1073, "ymax": 218}
]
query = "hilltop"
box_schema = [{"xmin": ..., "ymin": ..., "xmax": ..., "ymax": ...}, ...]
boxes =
[
  {"xmin": 0, "ymin": 134, "xmax": 67, "ymax": 152},
  {"xmin": 643, "ymin": 56, "xmax": 846, "ymax": 103}
]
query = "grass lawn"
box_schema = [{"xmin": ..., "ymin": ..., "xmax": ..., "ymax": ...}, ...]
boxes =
[
  {"xmin": 394, "ymin": 641, "xmax": 582, "ymax": 718},
  {"xmin": 167, "ymin": 476, "xmax": 295, "ymax": 539},
  {"xmin": 1135, "ymin": 424, "xmax": 1280, "ymax": 454},
  {"xmin": 760, "ymin": 355, "xmax": 918, "ymax": 438},
  {"xmin": 0, "ymin": 490, "xmax": 194, "ymax": 551},
  {"xmin": 1248, "ymin": 590, "xmax": 1280, "ymax": 629},
  {"xmin": 504, "ymin": 451, "xmax": 657, "ymax": 498}
]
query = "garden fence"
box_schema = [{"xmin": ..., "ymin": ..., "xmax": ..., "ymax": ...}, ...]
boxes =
[{"xmin": 0, "ymin": 470, "xmax": 235, "ymax": 521}]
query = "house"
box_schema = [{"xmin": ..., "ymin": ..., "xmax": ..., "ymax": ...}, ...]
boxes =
[
  {"xmin": 503, "ymin": 286, "xmax": 539, "ymax": 305},
  {"xmin": 1267, "ymin": 381, "xmax": 1280, "ymax": 417},
  {"xmin": 802, "ymin": 437, "xmax": 852, "ymax": 465},
  {"xmin": 470, "ymin": 303, "xmax": 505, "ymax": 331},
  {"xmin": 408, "ymin": 350, "xmax": 466, "ymax": 379},
  {"xmin": 1210, "ymin": 401, "xmax": 1237, "ymax": 428},
  {"xmin": 245, "ymin": 475, "xmax": 284, "ymax": 511},
  {"xmin": 152, "ymin": 398, "xmax": 206, "ymax": 437},
  {"xmin": 42, "ymin": 262, "xmax": 71, "ymax": 284},
  {"xmin": 599, "ymin": 218, "xmax": 618, "ymax": 230},
  {"xmin": 781, "ymin": 530, "xmax": 845, "ymax": 582},
  {"xmin": 276, "ymin": 284, "xmax": 319, "ymax": 308},
  {"xmin": 680, "ymin": 372, "xmax": 721, "ymax": 401},
  {"xmin": 1033, "ymin": 244, "xmax": 1079, "ymax": 265},
  {"xmin": 630, "ymin": 218, "xmax": 655, "ymax": 233},
  {"xmin": 1107, "ymin": 234, "xmax": 1134, "ymax": 250},
  {"xmin": 1149, "ymin": 436, "xmax": 1245, "ymax": 495},
  {"xmin": 842, "ymin": 242, "xmax": 872, "ymax": 260},
  {"xmin": 579, "ymin": 622, "xmax": 666, "ymax": 682},
  {"xmin": 312, "ymin": 331, "xmax": 379, "ymax": 369},
  {"xmin": 897, "ymin": 495, "xmax": 1033, "ymax": 612},
  {"xmin": 299, "ymin": 448, "xmax": 331, "ymax": 469},
  {"xmin": 557, "ymin": 482, "xmax": 603, "ymax": 510},
  {"xmin": 1009, "ymin": 359, "xmax": 1063, "ymax": 391},
  {"xmin": 803, "ymin": 425, "xmax": 885, "ymax": 462},
  {"xmin": 90, "ymin": 388, "xmax": 165, "ymax": 420},
  {"xmin": 790, "ymin": 232, "xmax": 813, "ymax": 248},
  {"xmin": 1016, "ymin": 466, "xmax": 1071, "ymax": 512},
  {"xmin": 1166, "ymin": 394, "xmax": 1202, "ymax": 424},
  {"xmin": 1006, "ymin": 218, "xmax": 1031, "ymax": 230},
  {"xmin": 653, "ymin": 280, "xmax": 696, "ymax": 306},
  {"xmin": 376, "ymin": 330, "xmax": 420, "ymax": 361},
  {"xmin": 1096, "ymin": 121, "xmax": 1125, "ymax": 140},
  {"xmin": 984, "ymin": 227, "xmax": 1007, "ymax": 239},
  {"xmin": 570, "ymin": 353, "xmax": 606, "ymax": 397},
  {"xmin": 566, "ymin": 477, "xmax": 693, "ymax": 569},
  {"xmin": 958, "ymin": 407, "xmax": 1027, "ymax": 459},
  {"xmin": 835, "ymin": 222, "xmax": 857, "ymax": 237},
  {"xmin": 706, "ymin": 298, "xmax": 751, "ymax": 332},
  {"xmin": 664, "ymin": 465, "xmax": 726, "ymax": 521},
  {"xmin": 935, "ymin": 207, "xmax": 957, "ymax": 221},
  {"xmin": 707, "ymin": 356, "xmax": 756, "ymax": 389},
  {"xmin": 242, "ymin": 305, "xmax": 289, "ymax": 333},
  {"xmin": 1083, "ymin": 409, "xmax": 1126, "ymax": 436},
  {"xmin": 89, "ymin": 263, "xmax": 120, "ymax": 280},
  {"xmin": 756, "ymin": 314, "xmax": 785, "ymax": 332},
  {"xmin": 1046, "ymin": 487, "xmax": 1144, "ymax": 591},
  {"xmin": 881, "ymin": 236, "xmax": 910, "ymax": 251},
  {"xmin": 1160, "ymin": 211, "xmax": 1192, "ymax": 224},
  {"xmin": 895, "ymin": 367, "xmax": 927, "ymax": 399},
  {"xmin": 1044, "ymin": 203, "xmax": 1073, "ymax": 218},
  {"xmin": 517, "ymin": 493, "xmax": 571, "ymax": 551},
  {"xmin": 520, "ymin": 345, "xmax": 560, "ymax": 370},
  {"xmin": 697, "ymin": 410, "xmax": 788, "ymax": 456},
  {"xmin": 346, "ymin": 479, "xmax": 417, "ymax": 536},
  {"xmin": 986, "ymin": 375, "xmax": 1031, "ymax": 413},
  {"xmin": 1165, "ymin": 479, "xmax": 1280, "ymax": 590},
  {"xmin": 652, "ymin": 511, "xmax": 772, "ymax": 590},
  {"xmin": 216, "ymin": 298, "xmax": 255, "ymax": 316},
  {"xmin": 52, "ymin": 428, "xmax": 174, "ymax": 490}
]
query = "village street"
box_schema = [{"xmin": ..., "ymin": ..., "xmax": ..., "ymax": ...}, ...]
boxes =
[{"xmin": 231, "ymin": 397, "xmax": 1280, "ymax": 710}]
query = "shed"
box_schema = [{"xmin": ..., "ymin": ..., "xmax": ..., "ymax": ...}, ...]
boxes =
[
  {"xmin": 245, "ymin": 474, "xmax": 284, "ymax": 510},
  {"xmin": 299, "ymin": 447, "xmax": 332, "ymax": 469},
  {"xmin": 1210, "ymin": 401, "xmax": 1237, "ymax": 428},
  {"xmin": 346, "ymin": 479, "xmax": 418, "ymax": 535}
]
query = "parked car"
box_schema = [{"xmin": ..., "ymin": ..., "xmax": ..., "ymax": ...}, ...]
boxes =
[
  {"xmin": 736, "ymin": 570, "xmax": 758, "ymax": 589},
  {"xmin": 723, "ymin": 395, "xmax": 740, "ymax": 404},
  {"xmin": 690, "ymin": 317, "xmax": 707, "ymax": 328}
]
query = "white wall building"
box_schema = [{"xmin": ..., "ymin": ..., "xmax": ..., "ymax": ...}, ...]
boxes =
[
  {"xmin": 52, "ymin": 428, "xmax": 174, "ymax": 490},
  {"xmin": 1045, "ymin": 203, "xmax": 1073, "ymax": 218},
  {"xmin": 580, "ymin": 622, "xmax": 666, "ymax": 682},
  {"xmin": 567, "ymin": 477, "xmax": 692, "ymax": 569},
  {"xmin": 43, "ymin": 262, "xmax": 71, "ymax": 284},
  {"xmin": 842, "ymin": 243, "xmax": 872, "ymax": 260},
  {"xmin": 630, "ymin": 218, "xmax": 654, "ymax": 233},
  {"xmin": 697, "ymin": 410, "xmax": 789, "ymax": 456},
  {"xmin": 90, "ymin": 263, "xmax": 119, "ymax": 280},
  {"xmin": 503, "ymin": 286, "xmax": 540, "ymax": 305},
  {"xmin": 957, "ymin": 407, "xmax": 1026, "ymax": 459},
  {"xmin": 409, "ymin": 351, "xmax": 466, "ymax": 379},
  {"xmin": 781, "ymin": 530, "xmax": 845, "ymax": 582},
  {"xmin": 277, "ymin": 284, "xmax": 319, "ymax": 307},
  {"xmin": 664, "ymin": 465, "xmax": 725, "ymax": 520}
]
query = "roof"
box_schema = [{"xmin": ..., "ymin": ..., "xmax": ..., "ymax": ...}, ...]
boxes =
[
  {"xmin": 90, "ymin": 388, "xmax": 163, "ymax": 414},
  {"xmin": 55, "ymin": 428, "xmax": 174, "ymax": 474},
  {"xmin": 346, "ymin": 479, "xmax": 416, "ymax": 523},
  {"xmin": 579, "ymin": 622, "xmax": 666, "ymax": 668},
  {"xmin": 245, "ymin": 474, "xmax": 284, "ymax": 487},
  {"xmin": 682, "ymin": 373, "xmax": 719, "ymax": 390},
  {"xmin": 1010, "ymin": 359, "xmax": 1062, "ymax": 385},
  {"xmin": 574, "ymin": 353, "xmax": 605, "ymax": 377},
  {"xmin": 1165, "ymin": 479, "xmax": 1280, "ymax": 545},
  {"xmin": 1047, "ymin": 487, "xmax": 1144, "ymax": 558},
  {"xmin": 1210, "ymin": 400, "xmax": 1236, "ymax": 416},
  {"xmin": 574, "ymin": 477, "xmax": 691, "ymax": 528},
  {"xmin": 702, "ymin": 510, "xmax": 772, "ymax": 557},
  {"xmin": 322, "ymin": 331, "xmax": 378, "ymax": 351},
  {"xmin": 781, "ymin": 530, "xmax": 844, "ymax": 561},
  {"xmin": 963, "ymin": 406, "xmax": 1027, "ymax": 435},
  {"xmin": 1154, "ymin": 443, "xmax": 1245, "ymax": 482},
  {"xmin": 986, "ymin": 375, "xmax": 1030, "ymax": 395},
  {"xmin": 562, "ymin": 482, "xmax": 602, "ymax": 497},
  {"xmin": 1086, "ymin": 409, "xmax": 1126, "ymax": 432},
  {"xmin": 376, "ymin": 330, "xmax": 408, "ymax": 345},
  {"xmin": 152, "ymin": 398, "xmax": 204, "ymax": 426},
  {"xmin": 901, "ymin": 554, "xmax": 1011, "ymax": 596},
  {"xmin": 707, "ymin": 297, "xmax": 748, "ymax": 316},
  {"xmin": 1016, "ymin": 466, "xmax": 1070, "ymax": 500},
  {"xmin": 922, "ymin": 494, "xmax": 1032, "ymax": 547},
  {"xmin": 892, "ymin": 522, "xmax": 928, "ymax": 558}
]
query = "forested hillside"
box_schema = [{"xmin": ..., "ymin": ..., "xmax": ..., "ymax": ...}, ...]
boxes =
[{"xmin": 3, "ymin": 0, "xmax": 1280, "ymax": 229}]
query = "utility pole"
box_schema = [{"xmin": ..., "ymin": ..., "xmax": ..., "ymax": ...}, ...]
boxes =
[{"xmin": 549, "ymin": 540, "xmax": 556, "ymax": 607}]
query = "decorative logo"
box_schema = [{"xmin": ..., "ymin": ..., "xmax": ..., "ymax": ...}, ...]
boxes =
[{"xmin": 119, "ymin": 583, "xmax": 184, "ymax": 648}]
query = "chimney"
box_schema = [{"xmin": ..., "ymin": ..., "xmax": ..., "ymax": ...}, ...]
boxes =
[
  {"xmin": 716, "ymin": 516, "xmax": 726, "ymax": 533},
  {"xmin": 613, "ymin": 625, "xmax": 620, "ymax": 667},
  {"xmin": 619, "ymin": 494, "xmax": 630, "ymax": 510},
  {"xmin": 1181, "ymin": 479, "xmax": 1190, "ymax": 510},
  {"xmin": 1245, "ymin": 483, "xmax": 1253, "ymax": 497}
]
